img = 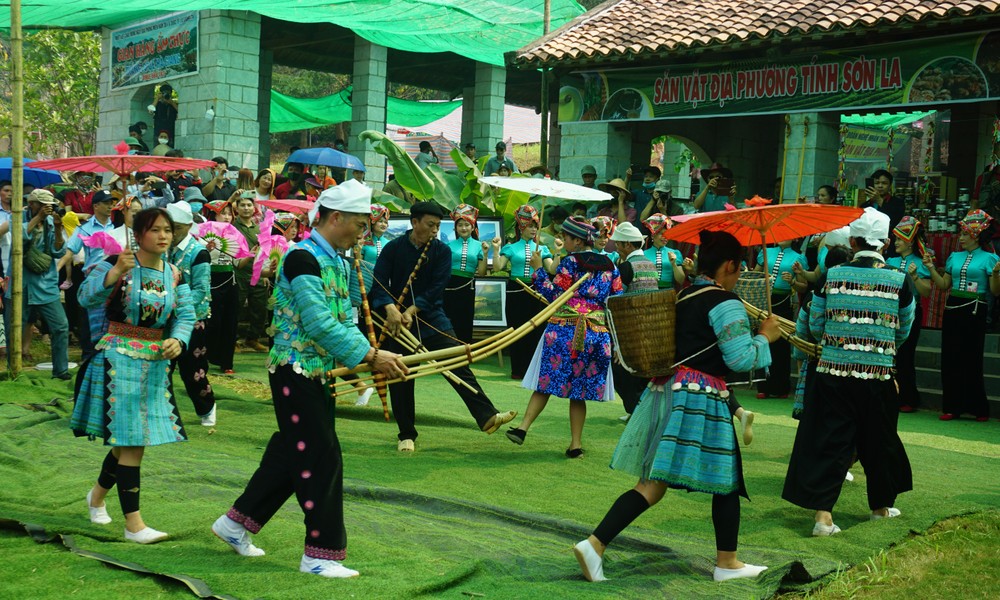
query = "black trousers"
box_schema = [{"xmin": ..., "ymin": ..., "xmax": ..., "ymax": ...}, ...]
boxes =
[
  {"xmin": 443, "ymin": 274, "xmax": 475, "ymax": 344},
  {"xmin": 757, "ymin": 293, "xmax": 792, "ymax": 396},
  {"xmin": 783, "ymin": 374, "xmax": 912, "ymax": 512},
  {"xmin": 611, "ymin": 360, "xmax": 646, "ymax": 414},
  {"xmin": 894, "ymin": 303, "xmax": 922, "ymax": 409},
  {"xmin": 941, "ymin": 296, "xmax": 990, "ymax": 418},
  {"xmin": 206, "ymin": 271, "xmax": 239, "ymax": 371},
  {"xmin": 383, "ymin": 329, "xmax": 500, "ymax": 441},
  {"xmin": 236, "ymin": 269, "xmax": 269, "ymax": 342},
  {"xmin": 230, "ymin": 365, "xmax": 347, "ymax": 560},
  {"xmin": 505, "ymin": 286, "xmax": 546, "ymax": 379},
  {"xmin": 170, "ymin": 319, "xmax": 216, "ymax": 417}
]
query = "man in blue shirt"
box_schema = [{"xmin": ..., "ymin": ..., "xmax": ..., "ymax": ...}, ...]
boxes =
[
  {"xmin": 624, "ymin": 165, "xmax": 661, "ymax": 226},
  {"xmin": 484, "ymin": 142, "xmax": 518, "ymax": 176},
  {"xmin": 370, "ymin": 201, "xmax": 517, "ymax": 451},
  {"xmin": 5, "ymin": 189, "xmax": 69, "ymax": 378},
  {"xmin": 62, "ymin": 190, "xmax": 116, "ymax": 357}
]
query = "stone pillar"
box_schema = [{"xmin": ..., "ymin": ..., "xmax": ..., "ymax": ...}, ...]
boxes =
[
  {"xmin": 558, "ymin": 121, "xmax": 632, "ymax": 187},
  {"xmin": 257, "ymin": 49, "xmax": 274, "ymax": 171},
  {"xmin": 351, "ymin": 37, "xmax": 388, "ymax": 187},
  {"xmin": 96, "ymin": 10, "xmax": 262, "ymax": 168},
  {"xmin": 778, "ymin": 112, "xmax": 839, "ymax": 202},
  {"xmin": 472, "ymin": 63, "xmax": 506, "ymax": 152},
  {"xmin": 460, "ymin": 86, "xmax": 475, "ymax": 151}
]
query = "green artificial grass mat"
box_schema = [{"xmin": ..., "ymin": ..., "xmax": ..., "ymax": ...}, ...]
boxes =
[{"xmin": 1, "ymin": 354, "xmax": 997, "ymax": 599}]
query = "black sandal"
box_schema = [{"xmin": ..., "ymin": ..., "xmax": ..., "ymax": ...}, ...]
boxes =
[
  {"xmin": 505, "ymin": 428, "xmax": 526, "ymax": 445},
  {"xmin": 565, "ymin": 448, "xmax": 584, "ymax": 459}
]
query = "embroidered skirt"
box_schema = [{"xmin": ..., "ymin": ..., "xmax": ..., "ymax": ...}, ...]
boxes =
[{"xmin": 520, "ymin": 320, "xmax": 614, "ymax": 402}]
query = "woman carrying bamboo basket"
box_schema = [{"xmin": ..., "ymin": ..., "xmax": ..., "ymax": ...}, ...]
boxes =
[{"xmin": 505, "ymin": 217, "xmax": 623, "ymax": 458}]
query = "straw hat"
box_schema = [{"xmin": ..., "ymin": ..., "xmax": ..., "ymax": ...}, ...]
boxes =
[{"xmin": 598, "ymin": 178, "xmax": 631, "ymax": 200}]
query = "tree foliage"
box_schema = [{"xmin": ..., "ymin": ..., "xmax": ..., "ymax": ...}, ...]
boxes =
[{"xmin": 0, "ymin": 30, "xmax": 101, "ymax": 157}]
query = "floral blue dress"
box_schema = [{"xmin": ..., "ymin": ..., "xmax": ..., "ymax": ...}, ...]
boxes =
[
  {"xmin": 71, "ymin": 260, "xmax": 195, "ymax": 446},
  {"xmin": 521, "ymin": 252, "xmax": 623, "ymax": 401}
]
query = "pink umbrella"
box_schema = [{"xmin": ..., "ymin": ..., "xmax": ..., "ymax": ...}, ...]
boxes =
[
  {"xmin": 30, "ymin": 142, "xmax": 217, "ymax": 177},
  {"xmin": 193, "ymin": 221, "xmax": 253, "ymax": 260},
  {"xmin": 257, "ymin": 198, "xmax": 314, "ymax": 215}
]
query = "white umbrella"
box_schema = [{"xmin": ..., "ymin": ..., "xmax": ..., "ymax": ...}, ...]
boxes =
[{"xmin": 480, "ymin": 176, "xmax": 612, "ymax": 201}]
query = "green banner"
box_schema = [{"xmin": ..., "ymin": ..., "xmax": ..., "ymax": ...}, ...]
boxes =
[
  {"xmin": 110, "ymin": 12, "xmax": 199, "ymax": 90},
  {"xmin": 558, "ymin": 30, "xmax": 1000, "ymax": 122}
]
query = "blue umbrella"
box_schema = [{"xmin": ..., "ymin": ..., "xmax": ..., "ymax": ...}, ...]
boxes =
[
  {"xmin": 0, "ymin": 157, "xmax": 64, "ymax": 187},
  {"xmin": 287, "ymin": 147, "xmax": 366, "ymax": 172}
]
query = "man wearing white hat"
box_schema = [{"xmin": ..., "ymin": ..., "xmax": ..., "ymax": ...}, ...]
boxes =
[
  {"xmin": 783, "ymin": 207, "xmax": 916, "ymax": 536},
  {"xmin": 165, "ymin": 201, "xmax": 217, "ymax": 427},
  {"xmin": 607, "ymin": 222, "xmax": 658, "ymax": 419},
  {"xmin": 213, "ymin": 179, "xmax": 407, "ymax": 579}
]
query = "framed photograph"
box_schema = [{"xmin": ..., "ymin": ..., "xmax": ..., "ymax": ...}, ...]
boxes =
[
  {"xmin": 473, "ymin": 277, "xmax": 507, "ymax": 327},
  {"xmin": 392, "ymin": 214, "xmax": 504, "ymax": 268}
]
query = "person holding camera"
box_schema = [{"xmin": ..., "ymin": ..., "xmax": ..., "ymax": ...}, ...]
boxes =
[
  {"xmin": 201, "ymin": 157, "xmax": 237, "ymax": 202},
  {"xmin": 4, "ymin": 189, "xmax": 70, "ymax": 378},
  {"xmin": 862, "ymin": 170, "xmax": 905, "ymax": 244},
  {"xmin": 640, "ymin": 179, "xmax": 683, "ymax": 219},
  {"xmin": 694, "ymin": 163, "xmax": 737, "ymax": 213},
  {"xmin": 414, "ymin": 141, "xmax": 439, "ymax": 171},
  {"xmin": 152, "ymin": 84, "xmax": 178, "ymax": 147},
  {"xmin": 624, "ymin": 165, "xmax": 661, "ymax": 224}
]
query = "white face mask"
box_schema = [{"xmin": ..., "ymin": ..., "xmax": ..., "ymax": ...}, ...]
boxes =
[{"xmin": 158, "ymin": 138, "xmax": 168, "ymax": 144}]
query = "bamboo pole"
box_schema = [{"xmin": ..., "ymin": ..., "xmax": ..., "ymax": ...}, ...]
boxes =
[
  {"xmin": 328, "ymin": 274, "xmax": 589, "ymax": 392},
  {"xmin": 9, "ymin": 0, "xmax": 24, "ymax": 378},
  {"xmin": 514, "ymin": 277, "xmax": 549, "ymax": 304},
  {"xmin": 370, "ymin": 313, "xmax": 478, "ymax": 394},
  {"xmin": 778, "ymin": 115, "xmax": 790, "ymax": 203},
  {"xmin": 794, "ymin": 116, "xmax": 810, "ymax": 202},
  {"xmin": 352, "ymin": 246, "xmax": 389, "ymax": 421}
]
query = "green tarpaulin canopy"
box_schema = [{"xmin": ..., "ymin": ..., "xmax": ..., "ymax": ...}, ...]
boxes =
[
  {"xmin": 4, "ymin": 0, "xmax": 585, "ymax": 67},
  {"xmin": 270, "ymin": 87, "xmax": 462, "ymax": 133},
  {"xmin": 841, "ymin": 111, "xmax": 937, "ymax": 130}
]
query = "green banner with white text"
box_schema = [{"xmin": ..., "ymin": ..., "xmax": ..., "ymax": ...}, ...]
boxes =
[{"xmin": 558, "ymin": 31, "xmax": 1000, "ymax": 123}]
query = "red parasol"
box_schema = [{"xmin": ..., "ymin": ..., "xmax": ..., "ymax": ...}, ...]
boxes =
[
  {"xmin": 667, "ymin": 200, "xmax": 864, "ymax": 311},
  {"xmin": 29, "ymin": 143, "xmax": 217, "ymax": 177},
  {"xmin": 256, "ymin": 198, "xmax": 315, "ymax": 215}
]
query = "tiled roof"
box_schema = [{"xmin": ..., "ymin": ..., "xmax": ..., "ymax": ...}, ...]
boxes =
[{"xmin": 513, "ymin": 0, "xmax": 1000, "ymax": 67}]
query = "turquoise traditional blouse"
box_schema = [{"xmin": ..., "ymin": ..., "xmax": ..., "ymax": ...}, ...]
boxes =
[
  {"xmin": 643, "ymin": 246, "xmax": 682, "ymax": 287},
  {"xmin": 500, "ymin": 239, "xmax": 552, "ymax": 280},
  {"xmin": 756, "ymin": 246, "xmax": 805, "ymax": 293},
  {"xmin": 944, "ymin": 248, "xmax": 999, "ymax": 296},
  {"xmin": 447, "ymin": 237, "xmax": 485, "ymax": 276},
  {"xmin": 886, "ymin": 254, "xmax": 931, "ymax": 280},
  {"xmin": 362, "ymin": 234, "xmax": 389, "ymax": 264}
]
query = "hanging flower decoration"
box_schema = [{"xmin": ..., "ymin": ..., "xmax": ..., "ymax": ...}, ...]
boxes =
[
  {"xmin": 886, "ymin": 128, "xmax": 895, "ymax": 170},
  {"xmin": 837, "ymin": 124, "xmax": 848, "ymax": 193},
  {"xmin": 922, "ymin": 121, "xmax": 935, "ymax": 200}
]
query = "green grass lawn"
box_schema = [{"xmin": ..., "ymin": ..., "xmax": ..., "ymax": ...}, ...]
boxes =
[{"xmin": 1, "ymin": 350, "xmax": 998, "ymax": 599}]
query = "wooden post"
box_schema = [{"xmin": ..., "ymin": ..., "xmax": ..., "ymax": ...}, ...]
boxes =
[{"xmin": 9, "ymin": 0, "xmax": 24, "ymax": 378}]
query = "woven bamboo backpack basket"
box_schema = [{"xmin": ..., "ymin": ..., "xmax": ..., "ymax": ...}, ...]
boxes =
[
  {"xmin": 606, "ymin": 289, "xmax": 677, "ymax": 378},
  {"xmin": 733, "ymin": 271, "xmax": 770, "ymax": 324}
]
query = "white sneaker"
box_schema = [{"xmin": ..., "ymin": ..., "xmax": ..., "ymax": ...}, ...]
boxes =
[
  {"xmin": 618, "ymin": 414, "xmax": 631, "ymax": 422},
  {"xmin": 870, "ymin": 507, "xmax": 901, "ymax": 521},
  {"xmin": 86, "ymin": 490, "xmax": 111, "ymax": 525},
  {"xmin": 300, "ymin": 555, "xmax": 359, "ymax": 578},
  {"xmin": 573, "ymin": 539, "xmax": 607, "ymax": 582},
  {"xmin": 812, "ymin": 522, "xmax": 841, "ymax": 536},
  {"xmin": 845, "ymin": 470, "xmax": 854, "ymax": 482},
  {"xmin": 713, "ymin": 563, "xmax": 768, "ymax": 581},
  {"xmin": 212, "ymin": 515, "xmax": 265, "ymax": 556},
  {"xmin": 200, "ymin": 404, "xmax": 217, "ymax": 427},
  {"xmin": 124, "ymin": 526, "xmax": 169, "ymax": 544},
  {"xmin": 354, "ymin": 387, "xmax": 374, "ymax": 407}
]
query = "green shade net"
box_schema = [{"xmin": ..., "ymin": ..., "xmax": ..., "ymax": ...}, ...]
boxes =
[
  {"xmin": 5, "ymin": 0, "xmax": 585, "ymax": 67},
  {"xmin": 840, "ymin": 111, "xmax": 936, "ymax": 130},
  {"xmin": 270, "ymin": 87, "xmax": 462, "ymax": 133}
]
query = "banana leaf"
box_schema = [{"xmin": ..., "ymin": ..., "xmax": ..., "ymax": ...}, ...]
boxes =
[
  {"xmin": 357, "ymin": 130, "xmax": 435, "ymax": 201},
  {"xmin": 423, "ymin": 164, "xmax": 465, "ymax": 211},
  {"xmin": 372, "ymin": 191, "xmax": 409, "ymax": 212}
]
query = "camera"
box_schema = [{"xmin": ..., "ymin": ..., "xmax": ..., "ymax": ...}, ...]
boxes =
[
  {"xmin": 55, "ymin": 207, "xmax": 67, "ymax": 217},
  {"xmin": 241, "ymin": 190, "xmax": 254, "ymax": 199},
  {"xmin": 151, "ymin": 181, "xmax": 166, "ymax": 191}
]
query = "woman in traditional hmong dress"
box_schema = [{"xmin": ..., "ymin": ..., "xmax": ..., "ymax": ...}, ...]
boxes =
[
  {"xmin": 71, "ymin": 208, "xmax": 195, "ymax": 544},
  {"xmin": 492, "ymin": 205, "xmax": 555, "ymax": 379},
  {"xmin": 573, "ymin": 230, "xmax": 780, "ymax": 583},
  {"xmin": 505, "ymin": 217, "xmax": 623, "ymax": 457},
  {"xmin": 444, "ymin": 204, "xmax": 489, "ymax": 344}
]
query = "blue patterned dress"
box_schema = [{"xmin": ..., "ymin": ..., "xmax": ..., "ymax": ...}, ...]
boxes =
[
  {"xmin": 521, "ymin": 252, "xmax": 623, "ymax": 401},
  {"xmin": 71, "ymin": 260, "xmax": 195, "ymax": 446},
  {"xmin": 611, "ymin": 279, "xmax": 772, "ymax": 496}
]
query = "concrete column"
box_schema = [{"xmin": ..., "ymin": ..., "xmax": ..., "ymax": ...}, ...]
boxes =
[
  {"xmin": 472, "ymin": 63, "xmax": 506, "ymax": 151},
  {"xmin": 96, "ymin": 10, "xmax": 263, "ymax": 168},
  {"xmin": 351, "ymin": 37, "xmax": 388, "ymax": 187},
  {"xmin": 777, "ymin": 112, "xmax": 840, "ymax": 202},
  {"xmin": 558, "ymin": 121, "xmax": 632, "ymax": 187},
  {"xmin": 257, "ymin": 49, "xmax": 274, "ymax": 171},
  {"xmin": 460, "ymin": 86, "xmax": 475, "ymax": 151}
]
